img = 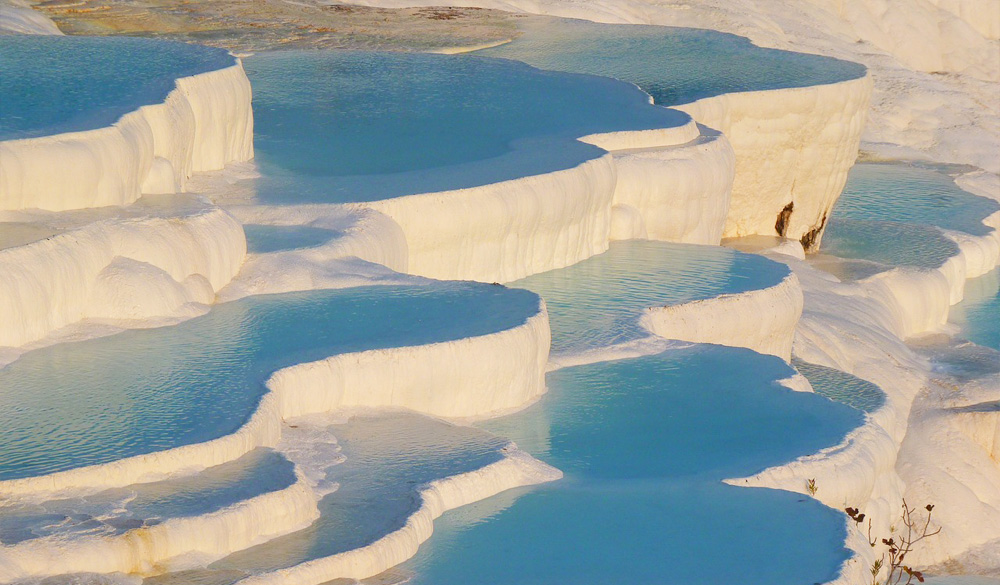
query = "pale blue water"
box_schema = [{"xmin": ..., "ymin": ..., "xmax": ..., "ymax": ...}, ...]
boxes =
[
  {"xmin": 821, "ymin": 163, "xmax": 997, "ymax": 274},
  {"xmin": 243, "ymin": 224, "xmax": 341, "ymax": 254},
  {"xmin": 793, "ymin": 359, "xmax": 885, "ymax": 413},
  {"xmin": 0, "ymin": 36, "xmax": 235, "ymax": 140},
  {"xmin": 242, "ymin": 50, "xmax": 688, "ymax": 204},
  {"xmin": 144, "ymin": 413, "xmax": 510, "ymax": 585},
  {"xmin": 833, "ymin": 164, "xmax": 999, "ymax": 237},
  {"xmin": 0, "ymin": 448, "xmax": 295, "ymax": 545},
  {"xmin": 512, "ymin": 240, "xmax": 790, "ymax": 355},
  {"xmin": 403, "ymin": 346, "xmax": 863, "ymax": 584},
  {"xmin": 477, "ymin": 17, "xmax": 866, "ymax": 106},
  {"xmin": 0, "ymin": 283, "xmax": 539, "ymax": 480},
  {"xmin": 949, "ymin": 267, "xmax": 1000, "ymax": 351}
]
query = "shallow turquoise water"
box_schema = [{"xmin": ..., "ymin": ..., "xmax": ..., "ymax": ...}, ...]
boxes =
[
  {"xmin": 243, "ymin": 224, "xmax": 340, "ymax": 253},
  {"xmin": 477, "ymin": 17, "xmax": 866, "ymax": 106},
  {"xmin": 0, "ymin": 283, "xmax": 539, "ymax": 480},
  {"xmin": 949, "ymin": 267, "xmax": 1000, "ymax": 351},
  {"xmin": 0, "ymin": 36, "xmax": 235, "ymax": 140},
  {"xmin": 210, "ymin": 414, "xmax": 507, "ymax": 578},
  {"xmin": 243, "ymin": 50, "xmax": 688, "ymax": 204},
  {"xmin": 0, "ymin": 448, "xmax": 295, "ymax": 545},
  {"xmin": 820, "ymin": 163, "xmax": 998, "ymax": 273},
  {"xmin": 512, "ymin": 240, "xmax": 789, "ymax": 355},
  {"xmin": 833, "ymin": 164, "xmax": 999, "ymax": 237},
  {"xmin": 793, "ymin": 359, "xmax": 885, "ymax": 413},
  {"xmin": 143, "ymin": 413, "xmax": 509, "ymax": 584},
  {"xmin": 402, "ymin": 346, "xmax": 863, "ymax": 584}
]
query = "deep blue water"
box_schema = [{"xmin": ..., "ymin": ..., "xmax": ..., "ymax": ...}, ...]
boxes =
[
  {"xmin": 0, "ymin": 283, "xmax": 539, "ymax": 480},
  {"xmin": 478, "ymin": 17, "xmax": 866, "ymax": 106},
  {"xmin": 0, "ymin": 36, "xmax": 235, "ymax": 140},
  {"xmin": 512, "ymin": 240, "xmax": 790, "ymax": 355},
  {"xmin": 402, "ymin": 346, "xmax": 863, "ymax": 584},
  {"xmin": 242, "ymin": 50, "xmax": 688, "ymax": 204}
]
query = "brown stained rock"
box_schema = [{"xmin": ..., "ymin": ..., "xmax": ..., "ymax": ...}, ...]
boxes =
[{"xmin": 775, "ymin": 201, "xmax": 794, "ymax": 237}]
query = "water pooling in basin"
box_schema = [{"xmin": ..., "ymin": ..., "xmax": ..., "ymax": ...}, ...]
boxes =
[
  {"xmin": 401, "ymin": 346, "xmax": 863, "ymax": 584},
  {"xmin": 143, "ymin": 412, "xmax": 510, "ymax": 584},
  {"xmin": 0, "ymin": 36, "xmax": 236, "ymax": 140},
  {"xmin": 818, "ymin": 163, "xmax": 998, "ymax": 277},
  {"xmin": 510, "ymin": 240, "xmax": 789, "ymax": 356},
  {"xmin": 243, "ymin": 225, "xmax": 341, "ymax": 254},
  {"xmin": 0, "ymin": 283, "xmax": 539, "ymax": 481},
  {"xmin": 0, "ymin": 448, "xmax": 296, "ymax": 545},
  {"xmin": 476, "ymin": 16, "xmax": 866, "ymax": 106},
  {"xmin": 793, "ymin": 359, "xmax": 885, "ymax": 413},
  {"xmin": 241, "ymin": 50, "xmax": 688, "ymax": 204}
]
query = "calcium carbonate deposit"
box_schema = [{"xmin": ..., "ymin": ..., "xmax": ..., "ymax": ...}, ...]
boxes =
[{"xmin": 0, "ymin": 1, "xmax": 997, "ymax": 584}]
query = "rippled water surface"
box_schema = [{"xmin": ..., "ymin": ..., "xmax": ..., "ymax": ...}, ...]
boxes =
[
  {"xmin": 512, "ymin": 240, "xmax": 789, "ymax": 355},
  {"xmin": 402, "ymin": 346, "xmax": 863, "ymax": 584},
  {"xmin": 0, "ymin": 283, "xmax": 539, "ymax": 480},
  {"xmin": 820, "ymin": 163, "xmax": 997, "ymax": 275},
  {"xmin": 477, "ymin": 17, "xmax": 866, "ymax": 106},
  {"xmin": 0, "ymin": 36, "xmax": 235, "ymax": 140},
  {"xmin": 793, "ymin": 359, "xmax": 885, "ymax": 413},
  {"xmin": 0, "ymin": 448, "xmax": 295, "ymax": 545}
]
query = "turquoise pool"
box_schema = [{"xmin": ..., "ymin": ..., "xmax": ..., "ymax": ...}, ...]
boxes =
[
  {"xmin": 477, "ymin": 16, "xmax": 866, "ymax": 106},
  {"xmin": 243, "ymin": 224, "xmax": 341, "ymax": 254},
  {"xmin": 242, "ymin": 50, "xmax": 688, "ymax": 204},
  {"xmin": 820, "ymin": 163, "xmax": 998, "ymax": 274},
  {"xmin": 512, "ymin": 240, "xmax": 790, "ymax": 356},
  {"xmin": 0, "ymin": 36, "xmax": 235, "ymax": 140},
  {"xmin": 0, "ymin": 283, "xmax": 539, "ymax": 481},
  {"xmin": 402, "ymin": 346, "xmax": 863, "ymax": 584}
]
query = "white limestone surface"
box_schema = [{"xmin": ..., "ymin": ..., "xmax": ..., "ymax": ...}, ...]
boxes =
[
  {"xmin": 674, "ymin": 74, "xmax": 872, "ymax": 246},
  {"xmin": 0, "ymin": 470, "xmax": 322, "ymax": 580},
  {"xmin": 362, "ymin": 154, "xmax": 617, "ymax": 283},
  {"xmin": 608, "ymin": 130, "xmax": 735, "ymax": 244},
  {"xmin": 640, "ymin": 271, "xmax": 804, "ymax": 361},
  {"xmin": 0, "ymin": 203, "xmax": 246, "ymax": 349},
  {"xmin": 0, "ymin": 0, "xmax": 60, "ymax": 35},
  {"xmin": 0, "ymin": 61, "xmax": 253, "ymax": 212}
]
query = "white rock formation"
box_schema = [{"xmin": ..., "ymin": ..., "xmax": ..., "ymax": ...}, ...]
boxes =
[
  {"xmin": 608, "ymin": 130, "xmax": 735, "ymax": 244},
  {"xmin": 0, "ymin": 61, "xmax": 253, "ymax": 211},
  {"xmin": 0, "ymin": 470, "xmax": 321, "ymax": 580},
  {"xmin": 0, "ymin": 203, "xmax": 246, "ymax": 349},
  {"xmin": 0, "ymin": 0, "xmax": 60, "ymax": 35},
  {"xmin": 674, "ymin": 75, "xmax": 872, "ymax": 245},
  {"xmin": 640, "ymin": 271, "xmax": 804, "ymax": 361}
]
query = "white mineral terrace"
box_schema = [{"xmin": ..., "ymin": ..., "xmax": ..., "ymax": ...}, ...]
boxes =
[{"xmin": 0, "ymin": 1, "xmax": 998, "ymax": 583}]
